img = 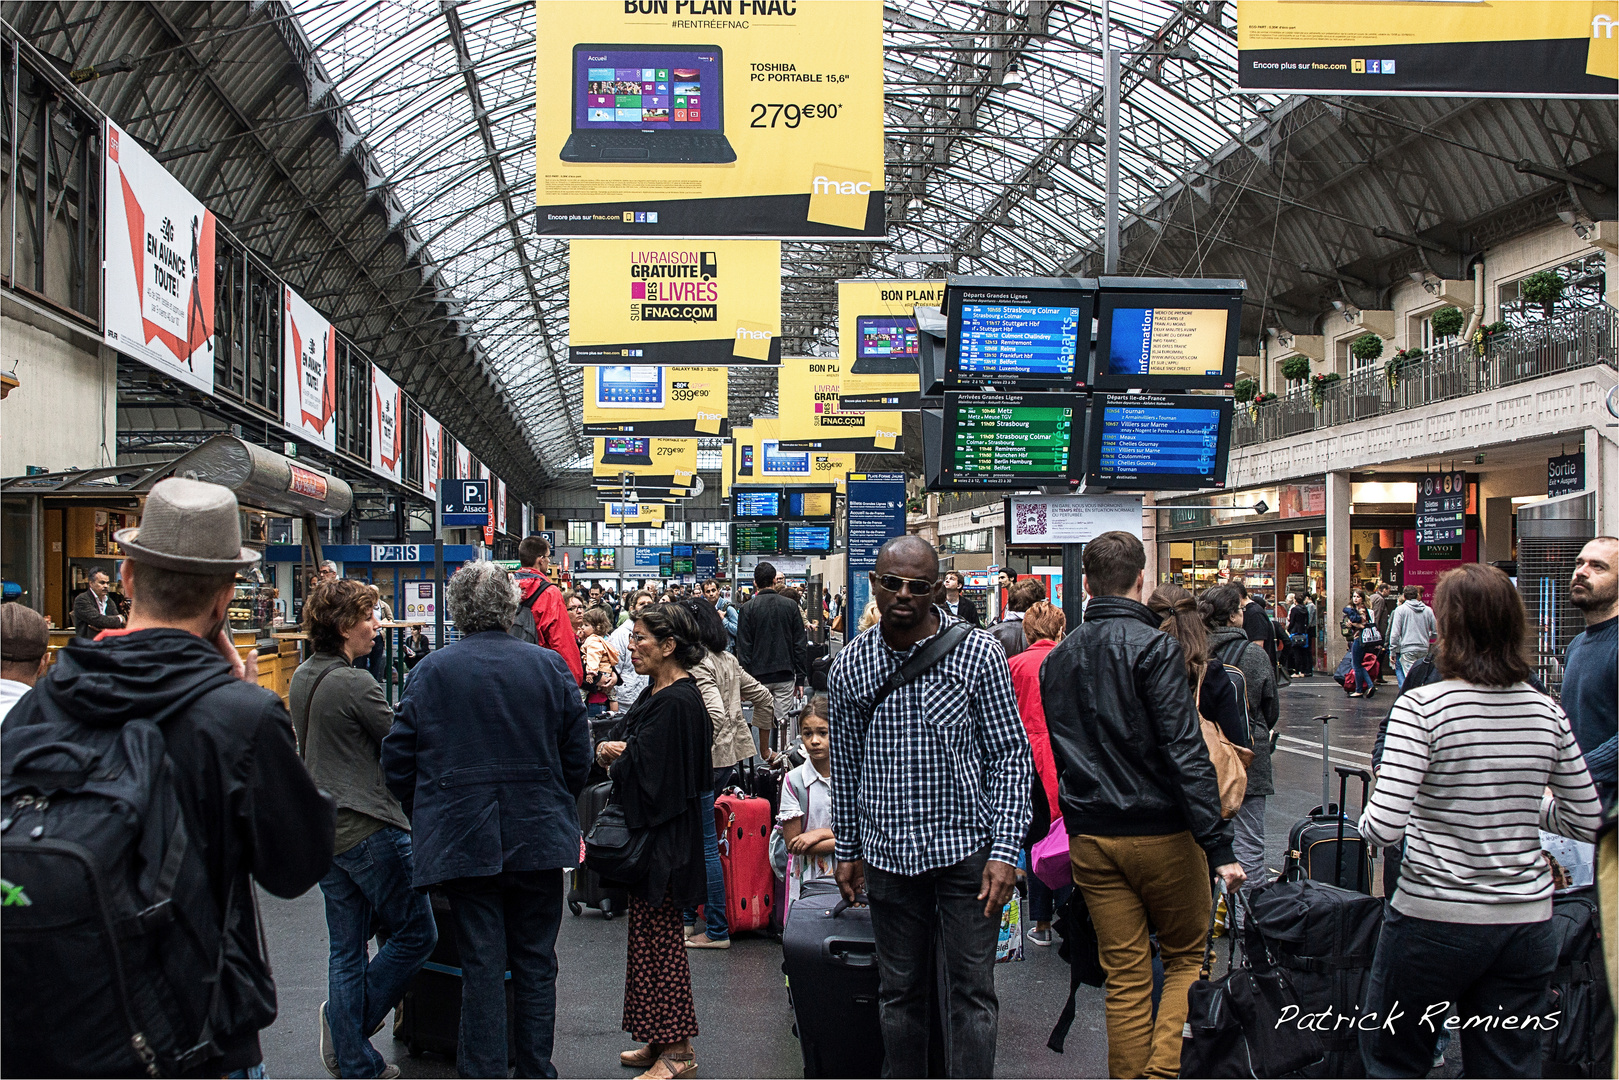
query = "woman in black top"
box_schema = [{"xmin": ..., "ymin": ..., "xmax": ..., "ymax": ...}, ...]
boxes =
[
  {"xmin": 1147, "ymin": 585, "xmax": 1250, "ymax": 749},
  {"xmin": 595, "ymin": 604, "xmax": 712, "ymax": 1080}
]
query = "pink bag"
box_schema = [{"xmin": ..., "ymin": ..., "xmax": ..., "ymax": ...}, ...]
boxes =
[{"xmin": 1031, "ymin": 816, "xmax": 1072, "ymax": 891}]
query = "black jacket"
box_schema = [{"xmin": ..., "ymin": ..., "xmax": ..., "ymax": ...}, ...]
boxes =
[
  {"xmin": 945, "ymin": 594, "xmax": 981, "ymax": 628},
  {"xmin": 734, "ymin": 590, "xmax": 809, "ymax": 685},
  {"xmin": 1243, "ymin": 600, "xmax": 1277, "ymax": 663},
  {"xmin": 71, "ymin": 589, "xmax": 125, "ymax": 638},
  {"xmin": 11, "ymin": 629, "xmax": 335, "ymax": 1073},
  {"xmin": 1040, "ymin": 596, "xmax": 1234, "ymax": 868}
]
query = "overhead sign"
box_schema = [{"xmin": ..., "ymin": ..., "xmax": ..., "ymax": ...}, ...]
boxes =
[
  {"xmin": 592, "ymin": 436, "xmax": 699, "ymax": 486},
  {"xmin": 942, "ymin": 390, "xmax": 1083, "ymax": 490},
  {"xmin": 282, "ymin": 286, "xmax": 338, "ymax": 449},
  {"xmin": 370, "ymin": 364, "xmax": 405, "ymax": 482},
  {"xmin": 778, "ymin": 355, "xmax": 903, "ymax": 452},
  {"xmin": 569, "ymin": 240, "xmax": 781, "ymax": 366},
  {"xmin": 845, "ymin": 472, "xmax": 907, "ymax": 631},
  {"xmin": 421, "ymin": 412, "xmax": 443, "ymax": 502},
  {"xmin": 837, "ymin": 279, "xmax": 943, "ymax": 410},
  {"xmin": 534, "ymin": 2, "xmax": 885, "ymax": 238},
  {"xmin": 1548, "ymin": 452, "xmax": 1586, "ymax": 498},
  {"xmin": 1236, "ymin": 0, "xmax": 1617, "ymax": 98},
  {"xmin": 604, "ymin": 501, "xmax": 667, "ymax": 525},
  {"xmin": 442, "ymin": 479, "xmax": 488, "ymax": 526},
  {"xmin": 103, "ymin": 119, "xmax": 216, "ymax": 393},
  {"xmin": 739, "ymin": 418, "xmax": 855, "ymax": 491},
  {"xmin": 582, "ymin": 365, "xmax": 729, "ymax": 437},
  {"xmin": 1006, "ymin": 493, "xmax": 1144, "ymax": 545},
  {"xmin": 496, "ymin": 477, "xmax": 508, "ymax": 534},
  {"xmin": 1084, "ymin": 394, "xmax": 1232, "ymax": 492},
  {"xmin": 1416, "ymin": 471, "xmax": 1468, "ymax": 559}
]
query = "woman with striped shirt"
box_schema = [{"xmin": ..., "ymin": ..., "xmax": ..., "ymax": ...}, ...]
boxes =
[{"xmin": 1359, "ymin": 563, "xmax": 1601, "ymax": 1077}]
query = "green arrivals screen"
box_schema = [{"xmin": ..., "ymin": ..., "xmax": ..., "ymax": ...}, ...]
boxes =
[
  {"xmin": 941, "ymin": 390, "xmax": 1082, "ymax": 487},
  {"xmin": 732, "ymin": 522, "xmax": 782, "ymax": 555},
  {"xmin": 672, "ymin": 556, "xmax": 696, "ymax": 573}
]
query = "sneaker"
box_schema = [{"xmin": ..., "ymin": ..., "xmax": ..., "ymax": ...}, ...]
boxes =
[
  {"xmin": 1027, "ymin": 926, "xmax": 1052, "ymax": 947},
  {"xmin": 318, "ymin": 1002, "xmax": 339, "ymax": 1078},
  {"xmin": 379, "ymin": 1066, "xmax": 401, "ymax": 1079},
  {"xmin": 1348, "ymin": 691, "xmax": 1363, "ymax": 698},
  {"xmin": 1432, "ymin": 1049, "xmax": 1445, "ymax": 1069}
]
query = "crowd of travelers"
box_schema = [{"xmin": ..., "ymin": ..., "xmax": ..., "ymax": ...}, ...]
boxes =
[{"xmin": 0, "ymin": 477, "xmax": 1611, "ymax": 1080}]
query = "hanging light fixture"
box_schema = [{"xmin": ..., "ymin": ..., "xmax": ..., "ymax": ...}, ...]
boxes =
[{"xmin": 1000, "ymin": 63, "xmax": 1024, "ymax": 90}]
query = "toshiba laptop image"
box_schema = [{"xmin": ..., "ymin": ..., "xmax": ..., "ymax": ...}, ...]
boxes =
[
  {"xmin": 601, "ymin": 436, "xmax": 654, "ymax": 467},
  {"xmin": 561, "ymin": 45, "xmax": 736, "ymax": 164},
  {"xmin": 850, "ymin": 315, "xmax": 921, "ymax": 374}
]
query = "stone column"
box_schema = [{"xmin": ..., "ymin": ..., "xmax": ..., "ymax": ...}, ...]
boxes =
[{"xmin": 1325, "ymin": 470, "xmax": 1353, "ymax": 671}]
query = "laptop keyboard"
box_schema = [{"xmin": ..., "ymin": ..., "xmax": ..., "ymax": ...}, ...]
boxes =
[{"xmin": 572, "ymin": 133, "xmax": 732, "ymax": 162}]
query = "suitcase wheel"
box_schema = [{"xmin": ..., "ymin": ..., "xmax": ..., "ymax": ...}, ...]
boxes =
[
  {"xmin": 601, "ymin": 898, "xmax": 617, "ymax": 920},
  {"xmin": 569, "ymin": 900, "xmax": 583, "ymax": 916}
]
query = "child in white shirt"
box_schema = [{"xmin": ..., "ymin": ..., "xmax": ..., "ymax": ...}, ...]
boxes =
[{"xmin": 778, "ymin": 695, "xmax": 835, "ymax": 903}]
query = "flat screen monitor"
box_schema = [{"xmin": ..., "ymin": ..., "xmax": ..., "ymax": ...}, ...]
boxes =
[
  {"xmin": 940, "ymin": 390, "xmax": 1084, "ymax": 489},
  {"xmin": 761, "ymin": 441, "xmax": 809, "ymax": 475},
  {"xmin": 787, "ymin": 489, "xmax": 835, "ymax": 520},
  {"xmin": 944, "ymin": 282, "xmax": 1092, "ymax": 390},
  {"xmin": 672, "ymin": 544, "xmax": 694, "ymax": 557},
  {"xmin": 672, "ymin": 556, "xmax": 695, "ymax": 574},
  {"xmin": 731, "ymin": 489, "xmax": 782, "ymax": 519},
  {"xmin": 1091, "ymin": 282, "xmax": 1242, "ymax": 391},
  {"xmin": 1084, "ymin": 393, "xmax": 1232, "ymax": 490},
  {"xmin": 785, "ymin": 524, "xmax": 832, "ymax": 554},
  {"xmin": 659, "ymin": 552, "xmax": 673, "ymax": 577},
  {"xmin": 732, "ymin": 522, "xmax": 782, "ymax": 555}
]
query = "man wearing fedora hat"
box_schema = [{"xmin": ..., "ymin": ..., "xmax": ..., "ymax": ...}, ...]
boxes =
[{"xmin": 7, "ymin": 477, "xmax": 335, "ymax": 1077}]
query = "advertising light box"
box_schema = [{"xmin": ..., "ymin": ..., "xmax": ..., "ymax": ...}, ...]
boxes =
[
  {"xmin": 941, "ymin": 390, "xmax": 1084, "ymax": 490},
  {"xmin": 1084, "ymin": 394, "xmax": 1232, "ymax": 491},
  {"xmin": 733, "ymin": 522, "xmax": 783, "ymax": 555},
  {"xmin": 1091, "ymin": 278, "xmax": 1242, "ymax": 391},
  {"xmin": 944, "ymin": 277, "xmax": 1093, "ymax": 391}
]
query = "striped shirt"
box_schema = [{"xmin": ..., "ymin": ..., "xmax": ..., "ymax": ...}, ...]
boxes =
[
  {"xmin": 1362, "ymin": 680, "xmax": 1602, "ymax": 924},
  {"xmin": 829, "ymin": 608, "xmax": 1032, "ymax": 876}
]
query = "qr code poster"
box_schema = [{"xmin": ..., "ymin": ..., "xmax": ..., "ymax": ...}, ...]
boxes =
[
  {"xmin": 1008, "ymin": 494, "xmax": 1144, "ymax": 545},
  {"xmin": 1015, "ymin": 502, "xmax": 1048, "ymax": 538}
]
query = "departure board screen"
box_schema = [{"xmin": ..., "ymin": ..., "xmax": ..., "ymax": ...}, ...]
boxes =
[
  {"xmin": 940, "ymin": 390, "xmax": 1083, "ymax": 488},
  {"xmin": 787, "ymin": 489, "xmax": 835, "ymax": 520},
  {"xmin": 1091, "ymin": 286, "xmax": 1241, "ymax": 390},
  {"xmin": 944, "ymin": 283, "xmax": 1092, "ymax": 389},
  {"xmin": 1084, "ymin": 394, "xmax": 1231, "ymax": 490},
  {"xmin": 732, "ymin": 522, "xmax": 783, "ymax": 555},
  {"xmin": 785, "ymin": 525, "xmax": 833, "ymax": 553},
  {"xmin": 731, "ymin": 489, "xmax": 782, "ymax": 519}
]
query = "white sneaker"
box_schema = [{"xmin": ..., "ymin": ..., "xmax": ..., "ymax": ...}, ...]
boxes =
[
  {"xmin": 318, "ymin": 1001, "xmax": 339, "ymax": 1078},
  {"xmin": 378, "ymin": 1066, "xmax": 402, "ymax": 1079}
]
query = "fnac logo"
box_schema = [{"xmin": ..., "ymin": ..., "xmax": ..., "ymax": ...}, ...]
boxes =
[
  {"xmin": 1595, "ymin": 13, "xmax": 1616, "ymax": 37},
  {"xmin": 813, "ymin": 175, "xmax": 872, "ymax": 196}
]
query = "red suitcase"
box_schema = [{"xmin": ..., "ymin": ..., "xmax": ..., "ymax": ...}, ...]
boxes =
[{"xmin": 713, "ymin": 792, "xmax": 774, "ymax": 934}]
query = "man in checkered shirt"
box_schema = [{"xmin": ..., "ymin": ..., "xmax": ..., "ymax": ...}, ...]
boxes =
[{"xmin": 828, "ymin": 535, "xmax": 1031, "ymax": 1078}]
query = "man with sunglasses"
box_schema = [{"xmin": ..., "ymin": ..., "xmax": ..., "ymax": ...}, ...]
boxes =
[{"xmin": 828, "ymin": 536, "xmax": 1031, "ymax": 1078}]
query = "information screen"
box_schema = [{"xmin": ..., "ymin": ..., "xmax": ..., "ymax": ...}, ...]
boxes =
[
  {"xmin": 787, "ymin": 489, "xmax": 835, "ymax": 520},
  {"xmin": 786, "ymin": 524, "xmax": 833, "ymax": 554},
  {"xmin": 940, "ymin": 390, "xmax": 1083, "ymax": 488},
  {"xmin": 732, "ymin": 489, "xmax": 782, "ymax": 519},
  {"xmin": 732, "ymin": 522, "xmax": 783, "ymax": 555},
  {"xmin": 1084, "ymin": 394, "xmax": 1232, "ymax": 490},
  {"xmin": 1091, "ymin": 287, "xmax": 1241, "ymax": 390},
  {"xmin": 945, "ymin": 283, "xmax": 1091, "ymax": 389},
  {"xmin": 672, "ymin": 556, "xmax": 695, "ymax": 574}
]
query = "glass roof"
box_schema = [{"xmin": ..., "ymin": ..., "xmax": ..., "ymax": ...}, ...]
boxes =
[{"xmin": 291, "ymin": 0, "xmax": 1277, "ymax": 473}]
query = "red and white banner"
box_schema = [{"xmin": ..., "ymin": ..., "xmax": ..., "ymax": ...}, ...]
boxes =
[
  {"xmin": 497, "ymin": 478, "xmax": 508, "ymax": 534},
  {"xmin": 103, "ymin": 119, "xmax": 216, "ymax": 393},
  {"xmin": 371, "ymin": 364, "xmax": 405, "ymax": 482},
  {"xmin": 456, "ymin": 442, "xmax": 472, "ymax": 480},
  {"xmin": 422, "ymin": 412, "xmax": 443, "ymax": 501},
  {"xmin": 480, "ymin": 463, "xmax": 494, "ymax": 544},
  {"xmin": 283, "ymin": 286, "xmax": 337, "ymax": 449}
]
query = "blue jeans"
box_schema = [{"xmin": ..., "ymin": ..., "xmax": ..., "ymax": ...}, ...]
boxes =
[
  {"xmin": 682, "ymin": 788, "xmax": 730, "ymax": 940},
  {"xmin": 320, "ymin": 827, "xmax": 437, "ymax": 1078},
  {"xmin": 1025, "ymin": 865, "xmax": 1071, "ymax": 924},
  {"xmin": 1350, "ymin": 639, "xmax": 1374, "ymax": 693},
  {"xmin": 440, "ymin": 868, "xmax": 566, "ymax": 1079},
  {"xmin": 587, "ymin": 701, "xmax": 608, "ymax": 718}
]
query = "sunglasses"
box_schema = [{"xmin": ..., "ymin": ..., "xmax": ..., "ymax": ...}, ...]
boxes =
[{"xmin": 872, "ymin": 573, "xmax": 937, "ymax": 596}]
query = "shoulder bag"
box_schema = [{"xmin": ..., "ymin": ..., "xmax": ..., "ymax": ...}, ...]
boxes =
[
  {"xmin": 582, "ymin": 717, "xmax": 653, "ymax": 883},
  {"xmin": 1196, "ymin": 671, "xmax": 1254, "ymax": 819}
]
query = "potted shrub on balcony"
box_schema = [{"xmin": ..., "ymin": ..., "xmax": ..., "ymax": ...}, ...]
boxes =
[
  {"xmin": 1252, "ymin": 391, "xmax": 1279, "ymax": 407},
  {"xmin": 1385, "ymin": 347, "xmax": 1422, "ymax": 389},
  {"xmin": 1351, "ymin": 332, "xmax": 1385, "ymax": 369},
  {"xmin": 1430, "ymin": 306, "xmax": 1465, "ymax": 340},
  {"xmin": 1309, "ymin": 371, "xmax": 1341, "ymax": 409},
  {"xmin": 1520, "ymin": 270, "xmax": 1565, "ymax": 319},
  {"xmin": 1471, "ymin": 320, "xmax": 1510, "ymax": 358},
  {"xmin": 1233, "ymin": 378, "xmax": 1257, "ymax": 403},
  {"xmin": 1280, "ymin": 354, "xmax": 1312, "ymax": 383}
]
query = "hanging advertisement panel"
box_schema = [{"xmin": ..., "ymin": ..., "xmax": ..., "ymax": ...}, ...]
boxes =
[
  {"xmin": 592, "ymin": 437, "xmax": 699, "ymax": 487},
  {"xmin": 836, "ymin": 279, "xmax": 943, "ymax": 410},
  {"xmin": 497, "ymin": 478, "xmax": 508, "ymax": 534},
  {"xmin": 370, "ymin": 365, "xmax": 405, "ymax": 482},
  {"xmin": 102, "ymin": 119, "xmax": 216, "ymax": 393},
  {"xmin": 282, "ymin": 286, "xmax": 338, "ymax": 450},
  {"xmin": 582, "ymin": 365, "xmax": 729, "ymax": 436},
  {"xmin": 1236, "ymin": 0, "xmax": 1617, "ymax": 98},
  {"xmin": 603, "ymin": 502, "xmax": 667, "ymax": 526},
  {"xmin": 777, "ymin": 355, "xmax": 903, "ymax": 453},
  {"xmin": 422, "ymin": 413, "xmax": 444, "ymax": 502},
  {"xmin": 569, "ymin": 240, "xmax": 780, "ymax": 366},
  {"xmin": 455, "ymin": 441, "xmax": 472, "ymax": 480},
  {"xmin": 742, "ymin": 417, "xmax": 854, "ymax": 492},
  {"xmin": 534, "ymin": 1, "xmax": 884, "ymax": 238}
]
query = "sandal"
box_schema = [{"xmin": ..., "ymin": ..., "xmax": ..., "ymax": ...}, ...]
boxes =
[
  {"xmin": 635, "ymin": 1053, "xmax": 697, "ymax": 1080},
  {"xmin": 620, "ymin": 1044, "xmax": 660, "ymax": 1068}
]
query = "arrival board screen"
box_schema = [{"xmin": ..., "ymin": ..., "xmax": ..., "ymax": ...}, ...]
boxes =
[
  {"xmin": 788, "ymin": 490, "xmax": 834, "ymax": 520},
  {"xmin": 732, "ymin": 490, "xmax": 782, "ymax": 519},
  {"xmin": 945, "ymin": 284, "xmax": 1091, "ymax": 389},
  {"xmin": 1085, "ymin": 394, "xmax": 1232, "ymax": 490},
  {"xmin": 732, "ymin": 522, "xmax": 782, "ymax": 555},
  {"xmin": 1091, "ymin": 287, "xmax": 1241, "ymax": 390},
  {"xmin": 786, "ymin": 525, "xmax": 832, "ymax": 554},
  {"xmin": 940, "ymin": 390, "xmax": 1083, "ymax": 488}
]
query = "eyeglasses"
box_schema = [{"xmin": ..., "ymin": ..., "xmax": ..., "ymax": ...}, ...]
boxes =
[{"xmin": 872, "ymin": 573, "xmax": 936, "ymax": 596}]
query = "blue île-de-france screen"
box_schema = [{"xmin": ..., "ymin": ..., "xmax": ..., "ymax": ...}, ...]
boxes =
[
  {"xmin": 1096, "ymin": 404, "xmax": 1221, "ymax": 478},
  {"xmin": 576, "ymin": 50, "xmax": 720, "ymax": 130},
  {"xmin": 734, "ymin": 491, "xmax": 780, "ymax": 517},
  {"xmin": 956, "ymin": 302, "xmax": 1081, "ymax": 378}
]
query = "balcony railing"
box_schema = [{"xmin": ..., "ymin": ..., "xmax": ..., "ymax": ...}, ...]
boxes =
[{"xmin": 1234, "ymin": 305, "xmax": 1619, "ymax": 448}]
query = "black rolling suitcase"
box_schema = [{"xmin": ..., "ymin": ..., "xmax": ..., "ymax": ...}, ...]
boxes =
[
  {"xmin": 569, "ymin": 779, "xmax": 630, "ymax": 919},
  {"xmin": 393, "ymin": 893, "xmax": 516, "ymax": 1061},
  {"xmin": 1248, "ymin": 879, "xmax": 1384, "ymax": 1077},
  {"xmin": 1284, "ymin": 716, "xmax": 1374, "ymax": 893},
  {"xmin": 782, "ymin": 884, "xmax": 884, "ymax": 1079},
  {"xmin": 1540, "ymin": 885, "xmax": 1614, "ymax": 1078}
]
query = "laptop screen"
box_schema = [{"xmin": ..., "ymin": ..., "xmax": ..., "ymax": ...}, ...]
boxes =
[
  {"xmin": 857, "ymin": 316, "xmax": 919, "ymax": 359},
  {"xmin": 575, "ymin": 48, "xmax": 721, "ymax": 131},
  {"xmin": 604, "ymin": 436, "xmax": 649, "ymax": 456}
]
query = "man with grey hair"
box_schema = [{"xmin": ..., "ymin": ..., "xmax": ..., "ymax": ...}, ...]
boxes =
[{"xmin": 384, "ymin": 560, "xmax": 591, "ymax": 1078}]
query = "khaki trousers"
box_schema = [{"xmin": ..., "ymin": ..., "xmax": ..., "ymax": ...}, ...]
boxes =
[{"xmin": 1069, "ymin": 832, "xmax": 1211, "ymax": 1079}]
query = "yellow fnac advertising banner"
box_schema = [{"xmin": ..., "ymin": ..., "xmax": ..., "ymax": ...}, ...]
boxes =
[
  {"xmin": 1236, "ymin": 0, "xmax": 1616, "ymax": 97},
  {"xmin": 777, "ymin": 355, "xmax": 902, "ymax": 452},
  {"xmin": 602, "ymin": 501, "xmax": 667, "ymax": 525},
  {"xmin": 591, "ymin": 436, "xmax": 699, "ymax": 486},
  {"xmin": 570, "ymin": 240, "xmax": 781, "ymax": 366},
  {"xmin": 742, "ymin": 417, "xmax": 853, "ymax": 491},
  {"xmin": 582, "ymin": 365, "xmax": 729, "ymax": 436},
  {"xmin": 836, "ymin": 279, "xmax": 943, "ymax": 410},
  {"xmin": 535, "ymin": 1, "xmax": 884, "ymax": 238}
]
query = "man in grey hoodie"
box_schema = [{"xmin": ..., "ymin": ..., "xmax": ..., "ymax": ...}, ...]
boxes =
[{"xmin": 1385, "ymin": 585, "xmax": 1437, "ymax": 687}]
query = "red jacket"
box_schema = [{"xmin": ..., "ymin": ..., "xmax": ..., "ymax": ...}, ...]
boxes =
[
  {"xmin": 515, "ymin": 569, "xmax": 583, "ymax": 686},
  {"xmin": 1007, "ymin": 637, "xmax": 1061, "ymax": 820}
]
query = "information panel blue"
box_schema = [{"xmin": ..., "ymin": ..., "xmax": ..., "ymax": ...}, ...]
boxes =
[
  {"xmin": 845, "ymin": 473, "xmax": 908, "ymax": 629},
  {"xmin": 1095, "ymin": 404, "xmax": 1220, "ymax": 477},
  {"xmin": 733, "ymin": 490, "xmax": 781, "ymax": 518},
  {"xmin": 956, "ymin": 303, "xmax": 1082, "ymax": 379}
]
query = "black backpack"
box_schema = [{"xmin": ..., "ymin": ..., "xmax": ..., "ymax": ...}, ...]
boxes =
[
  {"xmin": 2, "ymin": 714, "xmax": 230, "ymax": 1077},
  {"xmin": 1541, "ymin": 886, "xmax": 1614, "ymax": 1078},
  {"xmin": 508, "ymin": 577, "xmax": 552, "ymax": 645}
]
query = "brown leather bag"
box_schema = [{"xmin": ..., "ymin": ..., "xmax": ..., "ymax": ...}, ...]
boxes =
[{"xmin": 1196, "ymin": 673, "xmax": 1255, "ymax": 819}]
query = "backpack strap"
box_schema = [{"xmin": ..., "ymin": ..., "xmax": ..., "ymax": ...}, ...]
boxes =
[
  {"xmin": 294, "ymin": 659, "xmax": 347, "ymax": 754},
  {"xmin": 870, "ymin": 622, "xmax": 973, "ymax": 713}
]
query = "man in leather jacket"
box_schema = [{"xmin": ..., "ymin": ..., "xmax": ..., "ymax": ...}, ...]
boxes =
[{"xmin": 1040, "ymin": 531, "xmax": 1245, "ymax": 1080}]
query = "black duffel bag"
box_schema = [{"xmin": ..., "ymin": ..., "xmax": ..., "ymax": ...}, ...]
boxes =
[
  {"xmin": 1182, "ymin": 890, "xmax": 1326, "ymax": 1078},
  {"xmin": 583, "ymin": 796, "xmax": 652, "ymax": 884}
]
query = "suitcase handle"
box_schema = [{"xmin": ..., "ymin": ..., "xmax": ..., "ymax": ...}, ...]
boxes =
[
  {"xmin": 829, "ymin": 895, "xmax": 869, "ymax": 918},
  {"xmin": 822, "ymin": 936, "xmax": 877, "ymax": 968}
]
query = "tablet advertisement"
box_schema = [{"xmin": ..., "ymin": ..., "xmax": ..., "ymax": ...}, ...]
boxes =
[
  {"xmin": 103, "ymin": 119, "xmax": 217, "ymax": 393},
  {"xmin": 534, "ymin": 1, "xmax": 885, "ymax": 237},
  {"xmin": 777, "ymin": 355, "xmax": 902, "ymax": 452},
  {"xmin": 283, "ymin": 286, "xmax": 338, "ymax": 450},
  {"xmin": 371, "ymin": 364, "xmax": 405, "ymax": 482},
  {"xmin": 837, "ymin": 279, "xmax": 942, "ymax": 409},
  {"xmin": 592, "ymin": 436, "xmax": 699, "ymax": 485},
  {"xmin": 582, "ymin": 364, "xmax": 729, "ymax": 436},
  {"xmin": 603, "ymin": 501, "xmax": 667, "ymax": 525},
  {"xmin": 569, "ymin": 239, "xmax": 781, "ymax": 366},
  {"xmin": 1236, "ymin": 0, "xmax": 1617, "ymax": 97},
  {"xmin": 737, "ymin": 417, "xmax": 854, "ymax": 491}
]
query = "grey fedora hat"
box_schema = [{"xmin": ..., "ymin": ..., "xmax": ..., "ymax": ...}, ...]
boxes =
[{"xmin": 115, "ymin": 477, "xmax": 261, "ymax": 573}]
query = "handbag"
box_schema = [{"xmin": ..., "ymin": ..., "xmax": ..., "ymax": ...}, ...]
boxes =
[
  {"xmin": 1181, "ymin": 890, "xmax": 1326, "ymax": 1078},
  {"xmin": 996, "ymin": 880, "xmax": 1027, "ymax": 964},
  {"xmin": 583, "ymin": 797, "xmax": 654, "ymax": 884},
  {"xmin": 1288, "ymin": 632, "xmax": 1309, "ymax": 648},
  {"xmin": 1197, "ymin": 676, "xmax": 1255, "ymax": 819},
  {"xmin": 1031, "ymin": 815, "xmax": 1072, "ymax": 891}
]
